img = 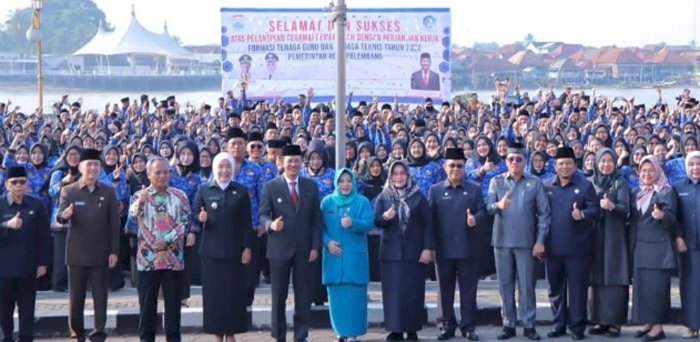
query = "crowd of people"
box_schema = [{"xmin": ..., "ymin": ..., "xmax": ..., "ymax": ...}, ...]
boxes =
[{"xmin": 0, "ymin": 82, "xmax": 699, "ymax": 342}]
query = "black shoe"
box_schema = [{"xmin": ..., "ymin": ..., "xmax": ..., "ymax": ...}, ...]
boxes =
[
  {"xmin": 606, "ymin": 326, "xmax": 621, "ymax": 338},
  {"xmin": 571, "ymin": 331, "xmax": 585, "ymax": 340},
  {"xmin": 641, "ymin": 331, "xmax": 665, "ymax": 342},
  {"xmin": 523, "ymin": 328, "xmax": 541, "ymax": 341},
  {"xmin": 588, "ymin": 325, "xmax": 609, "ymax": 335},
  {"xmin": 386, "ymin": 333, "xmax": 404, "ymax": 341},
  {"xmin": 634, "ymin": 328, "xmax": 652, "ymax": 338},
  {"xmin": 547, "ymin": 329, "xmax": 566, "ymax": 338},
  {"xmin": 464, "ymin": 332, "xmax": 479, "ymax": 341},
  {"xmin": 295, "ymin": 339, "xmax": 308, "ymax": 342},
  {"xmin": 437, "ymin": 329, "xmax": 455, "ymax": 340},
  {"xmin": 496, "ymin": 327, "xmax": 516, "ymax": 340},
  {"xmin": 405, "ymin": 332, "xmax": 419, "ymax": 341}
]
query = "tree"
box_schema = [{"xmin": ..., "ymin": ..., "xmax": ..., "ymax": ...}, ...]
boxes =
[
  {"xmin": 1, "ymin": 0, "xmax": 112, "ymax": 54},
  {"xmin": 523, "ymin": 33, "xmax": 535, "ymax": 46}
]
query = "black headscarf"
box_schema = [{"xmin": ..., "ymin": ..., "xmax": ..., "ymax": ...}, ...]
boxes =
[
  {"xmin": 475, "ymin": 135, "xmax": 501, "ymax": 164},
  {"xmin": 29, "ymin": 143, "xmax": 49, "ymax": 169},
  {"xmin": 159, "ymin": 140, "xmax": 174, "ymax": 159},
  {"xmin": 306, "ymin": 140, "xmax": 328, "ymax": 175},
  {"xmin": 360, "ymin": 156, "xmax": 387, "ymax": 201},
  {"xmin": 345, "ymin": 140, "xmax": 358, "ymax": 168},
  {"xmin": 407, "ymin": 138, "xmax": 430, "ymax": 167},
  {"xmin": 101, "ymin": 145, "xmax": 120, "ymax": 174},
  {"xmin": 528, "ymin": 151, "xmax": 549, "ymax": 177},
  {"xmin": 176, "ymin": 141, "xmax": 201, "ymax": 176},
  {"xmin": 128, "ymin": 153, "xmax": 150, "ymax": 194},
  {"xmin": 199, "ymin": 147, "xmax": 213, "ymax": 180},
  {"xmin": 592, "ymin": 148, "xmax": 618, "ymax": 193},
  {"xmin": 583, "ymin": 151, "xmax": 595, "ymax": 177}
]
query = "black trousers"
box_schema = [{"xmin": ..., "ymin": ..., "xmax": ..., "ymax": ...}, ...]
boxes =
[
  {"xmin": 0, "ymin": 276, "xmax": 37, "ymax": 342},
  {"xmin": 51, "ymin": 232, "xmax": 68, "ymax": 292},
  {"xmin": 269, "ymin": 252, "xmax": 312, "ymax": 341},
  {"xmin": 246, "ymin": 233, "xmax": 262, "ymax": 307},
  {"xmin": 137, "ymin": 270, "xmax": 182, "ymax": 342},
  {"xmin": 546, "ymin": 254, "xmax": 589, "ymax": 334},
  {"xmin": 436, "ymin": 258, "xmax": 479, "ymax": 333},
  {"xmin": 68, "ymin": 266, "xmax": 109, "ymax": 342},
  {"xmin": 180, "ymin": 233, "xmax": 201, "ymax": 300}
]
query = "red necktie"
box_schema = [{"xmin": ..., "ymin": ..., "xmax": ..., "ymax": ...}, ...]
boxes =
[
  {"xmin": 423, "ymin": 72, "xmax": 429, "ymax": 87},
  {"xmin": 290, "ymin": 181, "xmax": 299, "ymax": 210}
]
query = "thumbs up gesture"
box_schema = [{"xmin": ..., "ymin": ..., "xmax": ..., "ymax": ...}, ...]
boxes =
[
  {"xmin": 383, "ymin": 204, "xmax": 397, "ymax": 220},
  {"xmin": 483, "ymin": 157, "xmax": 495, "ymax": 172},
  {"xmin": 497, "ymin": 191, "xmax": 512, "ymax": 210},
  {"xmin": 6, "ymin": 212, "xmax": 22, "ymax": 230},
  {"xmin": 651, "ymin": 203, "xmax": 665, "ymax": 220},
  {"xmin": 198, "ymin": 207, "xmax": 208, "ymax": 223},
  {"xmin": 341, "ymin": 211, "xmax": 352, "ymax": 229},
  {"xmin": 270, "ymin": 215, "xmax": 285, "ymax": 231},
  {"xmin": 61, "ymin": 203, "xmax": 74, "ymax": 221},
  {"xmin": 138, "ymin": 185, "xmax": 148, "ymax": 205},
  {"xmin": 600, "ymin": 193, "xmax": 614, "ymax": 211},
  {"xmin": 571, "ymin": 202, "xmax": 584, "ymax": 221},
  {"xmin": 467, "ymin": 208, "xmax": 476, "ymax": 228}
]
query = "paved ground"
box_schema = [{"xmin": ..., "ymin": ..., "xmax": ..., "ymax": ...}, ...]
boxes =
[{"xmin": 36, "ymin": 326, "xmax": 697, "ymax": 341}]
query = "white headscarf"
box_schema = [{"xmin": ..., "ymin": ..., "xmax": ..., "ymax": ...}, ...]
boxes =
[
  {"xmin": 212, "ymin": 152, "xmax": 235, "ymax": 190},
  {"xmin": 685, "ymin": 151, "xmax": 700, "ymax": 179}
]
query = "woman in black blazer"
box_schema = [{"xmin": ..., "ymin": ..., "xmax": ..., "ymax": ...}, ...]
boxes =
[
  {"xmin": 193, "ymin": 152, "xmax": 254, "ymax": 342},
  {"xmin": 630, "ymin": 156, "xmax": 678, "ymax": 342}
]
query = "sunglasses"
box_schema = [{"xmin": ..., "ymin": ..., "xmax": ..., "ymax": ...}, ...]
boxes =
[
  {"xmin": 506, "ymin": 156, "xmax": 525, "ymax": 164},
  {"xmin": 446, "ymin": 163, "xmax": 465, "ymax": 169},
  {"xmin": 249, "ymin": 144, "xmax": 264, "ymax": 150},
  {"xmin": 9, "ymin": 179, "xmax": 27, "ymax": 186}
]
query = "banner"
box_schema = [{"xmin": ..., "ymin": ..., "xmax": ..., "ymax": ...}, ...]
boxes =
[{"xmin": 220, "ymin": 8, "xmax": 451, "ymax": 103}]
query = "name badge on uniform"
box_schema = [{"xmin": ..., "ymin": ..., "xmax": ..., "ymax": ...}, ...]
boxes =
[
  {"xmin": 463, "ymin": 191, "xmax": 468, "ymax": 196},
  {"xmin": 2, "ymin": 214, "xmax": 13, "ymax": 218},
  {"xmin": 211, "ymin": 202, "xmax": 218, "ymax": 210},
  {"xmin": 29, "ymin": 210, "xmax": 34, "ymax": 215},
  {"xmin": 678, "ymin": 192, "xmax": 690, "ymax": 197},
  {"xmin": 74, "ymin": 201, "xmax": 86, "ymax": 207},
  {"xmin": 526, "ymin": 182, "xmax": 531, "ymax": 188},
  {"xmin": 232, "ymin": 190, "xmax": 237, "ymax": 195},
  {"xmin": 277, "ymin": 198, "xmax": 283, "ymax": 204},
  {"xmin": 574, "ymin": 188, "xmax": 580, "ymax": 194}
]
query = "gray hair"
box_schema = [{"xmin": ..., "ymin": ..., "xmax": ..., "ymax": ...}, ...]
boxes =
[{"xmin": 146, "ymin": 156, "xmax": 170, "ymax": 174}]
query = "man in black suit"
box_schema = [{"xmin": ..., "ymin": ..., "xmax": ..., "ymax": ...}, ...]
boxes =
[
  {"xmin": 410, "ymin": 52, "xmax": 440, "ymax": 91},
  {"xmin": 260, "ymin": 145, "xmax": 322, "ymax": 342},
  {"xmin": 0, "ymin": 167, "xmax": 51, "ymax": 342}
]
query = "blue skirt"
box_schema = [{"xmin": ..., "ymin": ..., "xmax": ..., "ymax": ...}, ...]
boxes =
[
  {"xmin": 328, "ymin": 284, "xmax": 368, "ymax": 337},
  {"xmin": 681, "ymin": 249, "xmax": 700, "ymax": 329}
]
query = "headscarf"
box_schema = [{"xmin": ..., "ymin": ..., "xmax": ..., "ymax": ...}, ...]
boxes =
[
  {"xmin": 101, "ymin": 145, "xmax": 120, "ymax": 174},
  {"xmin": 382, "ymin": 160, "xmax": 420, "ymax": 233},
  {"xmin": 199, "ymin": 147, "xmax": 213, "ymax": 180},
  {"xmin": 306, "ymin": 140, "xmax": 328, "ymax": 175},
  {"xmin": 361, "ymin": 156, "xmax": 388, "ymax": 202},
  {"xmin": 681, "ymin": 135, "xmax": 698, "ymax": 156},
  {"xmin": 375, "ymin": 144, "xmax": 389, "ymax": 164},
  {"xmin": 212, "ymin": 152, "xmax": 236, "ymax": 190},
  {"xmin": 159, "ymin": 140, "xmax": 174, "ymax": 159},
  {"xmin": 424, "ymin": 131, "xmax": 442, "ymax": 161},
  {"xmin": 635, "ymin": 155, "xmax": 670, "ymax": 214},
  {"xmin": 475, "ymin": 135, "xmax": 501, "ymax": 164},
  {"xmin": 685, "ymin": 151, "xmax": 700, "ymax": 177},
  {"xmin": 582, "ymin": 151, "xmax": 595, "ymax": 177},
  {"xmin": 407, "ymin": 138, "xmax": 430, "ymax": 167},
  {"xmin": 528, "ymin": 151, "xmax": 549, "ymax": 177},
  {"xmin": 592, "ymin": 148, "xmax": 618, "ymax": 193},
  {"xmin": 331, "ymin": 168, "xmax": 358, "ymax": 207},
  {"xmin": 29, "ymin": 142, "xmax": 49, "ymax": 169},
  {"xmin": 128, "ymin": 153, "xmax": 150, "ymax": 193},
  {"xmin": 630, "ymin": 145, "xmax": 647, "ymax": 172},
  {"xmin": 345, "ymin": 140, "xmax": 358, "ymax": 168},
  {"xmin": 594, "ymin": 124, "xmax": 613, "ymax": 148},
  {"xmin": 176, "ymin": 141, "xmax": 201, "ymax": 176}
]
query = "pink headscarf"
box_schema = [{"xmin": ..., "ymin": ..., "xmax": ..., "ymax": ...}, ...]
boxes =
[{"xmin": 636, "ymin": 155, "xmax": 669, "ymax": 213}]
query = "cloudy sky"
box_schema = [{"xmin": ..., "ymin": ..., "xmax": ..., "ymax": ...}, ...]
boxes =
[{"xmin": 2, "ymin": 0, "xmax": 699, "ymax": 48}]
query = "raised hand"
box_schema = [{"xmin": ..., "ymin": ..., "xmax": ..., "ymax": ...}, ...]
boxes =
[{"xmin": 572, "ymin": 202, "xmax": 584, "ymax": 221}]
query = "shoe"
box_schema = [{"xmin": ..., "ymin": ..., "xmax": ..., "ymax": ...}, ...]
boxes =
[
  {"xmin": 334, "ymin": 338, "xmax": 347, "ymax": 342},
  {"xmin": 295, "ymin": 339, "xmax": 308, "ymax": 342},
  {"xmin": 571, "ymin": 331, "xmax": 585, "ymax": 340},
  {"xmin": 386, "ymin": 333, "xmax": 404, "ymax": 341},
  {"xmin": 523, "ymin": 328, "xmax": 541, "ymax": 341},
  {"xmin": 681, "ymin": 328, "xmax": 698, "ymax": 339},
  {"xmin": 496, "ymin": 327, "xmax": 516, "ymax": 340},
  {"xmin": 547, "ymin": 329, "xmax": 566, "ymax": 338},
  {"xmin": 641, "ymin": 331, "xmax": 665, "ymax": 342},
  {"xmin": 437, "ymin": 329, "xmax": 455, "ymax": 340},
  {"xmin": 405, "ymin": 332, "xmax": 419, "ymax": 341},
  {"xmin": 606, "ymin": 326, "xmax": 621, "ymax": 338},
  {"xmin": 464, "ymin": 332, "xmax": 479, "ymax": 341},
  {"xmin": 634, "ymin": 327, "xmax": 652, "ymax": 338},
  {"xmin": 588, "ymin": 325, "xmax": 609, "ymax": 335}
]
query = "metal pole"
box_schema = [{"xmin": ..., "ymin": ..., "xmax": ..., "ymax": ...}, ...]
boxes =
[
  {"xmin": 37, "ymin": 39, "xmax": 43, "ymax": 110},
  {"xmin": 333, "ymin": 0, "xmax": 347, "ymax": 169}
]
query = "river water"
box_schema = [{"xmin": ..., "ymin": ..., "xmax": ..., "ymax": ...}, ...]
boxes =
[{"xmin": 0, "ymin": 84, "xmax": 696, "ymax": 113}]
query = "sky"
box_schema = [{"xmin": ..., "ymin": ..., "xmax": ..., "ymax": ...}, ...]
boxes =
[{"xmin": 2, "ymin": 0, "xmax": 699, "ymax": 48}]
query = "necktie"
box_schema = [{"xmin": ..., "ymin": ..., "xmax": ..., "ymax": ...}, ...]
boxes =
[
  {"xmin": 423, "ymin": 72, "xmax": 429, "ymax": 87},
  {"xmin": 290, "ymin": 181, "xmax": 299, "ymax": 210}
]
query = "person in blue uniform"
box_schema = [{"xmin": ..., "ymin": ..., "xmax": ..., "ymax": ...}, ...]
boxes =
[
  {"xmin": 225, "ymin": 128, "xmax": 265, "ymax": 307},
  {"xmin": 300, "ymin": 139, "xmax": 335, "ymax": 306},
  {"xmin": 374, "ymin": 160, "xmax": 434, "ymax": 341},
  {"xmin": 2, "ymin": 143, "xmax": 52, "ymax": 211},
  {"xmin": 47, "ymin": 145, "xmax": 82, "ymax": 292},
  {"xmin": 0, "ymin": 167, "xmax": 51, "ymax": 342},
  {"xmin": 407, "ymin": 139, "xmax": 440, "ymax": 197},
  {"xmin": 322, "ymin": 168, "xmax": 374, "ymax": 342},
  {"xmin": 359, "ymin": 157, "xmax": 387, "ymax": 282},
  {"xmin": 430, "ymin": 148, "xmax": 485, "ymax": 341},
  {"xmin": 193, "ymin": 152, "xmax": 254, "ymax": 342},
  {"xmin": 543, "ymin": 147, "xmax": 600, "ymax": 340},
  {"xmin": 672, "ymin": 150, "xmax": 700, "ymax": 339},
  {"xmin": 169, "ymin": 141, "xmax": 201, "ymax": 302},
  {"xmin": 630, "ymin": 155, "xmax": 677, "ymax": 342}
]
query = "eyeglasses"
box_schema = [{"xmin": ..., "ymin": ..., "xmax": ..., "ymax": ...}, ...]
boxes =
[
  {"xmin": 249, "ymin": 144, "xmax": 264, "ymax": 150},
  {"xmin": 506, "ymin": 156, "xmax": 524, "ymax": 164},
  {"xmin": 392, "ymin": 172, "xmax": 408, "ymax": 176},
  {"xmin": 446, "ymin": 163, "xmax": 465, "ymax": 169},
  {"xmin": 9, "ymin": 179, "xmax": 27, "ymax": 186}
]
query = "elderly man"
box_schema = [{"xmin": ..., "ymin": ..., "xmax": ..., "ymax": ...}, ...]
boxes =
[
  {"xmin": 543, "ymin": 147, "xmax": 600, "ymax": 340},
  {"xmin": 128, "ymin": 157, "xmax": 191, "ymax": 342},
  {"xmin": 58, "ymin": 149, "xmax": 120, "ymax": 342},
  {"xmin": 487, "ymin": 143, "xmax": 550, "ymax": 341},
  {"xmin": 0, "ymin": 167, "xmax": 51, "ymax": 342}
]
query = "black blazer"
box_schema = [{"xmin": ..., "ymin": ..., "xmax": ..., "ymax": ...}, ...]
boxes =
[
  {"xmin": 193, "ymin": 181, "xmax": 254, "ymax": 259},
  {"xmin": 260, "ymin": 176, "xmax": 323, "ymax": 260},
  {"xmin": 373, "ymin": 189, "xmax": 434, "ymax": 261},
  {"xmin": 630, "ymin": 187, "xmax": 678, "ymax": 270},
  {"xmin": 0, "ymin": 195, "xmax": 51, "ymax": 278}
]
